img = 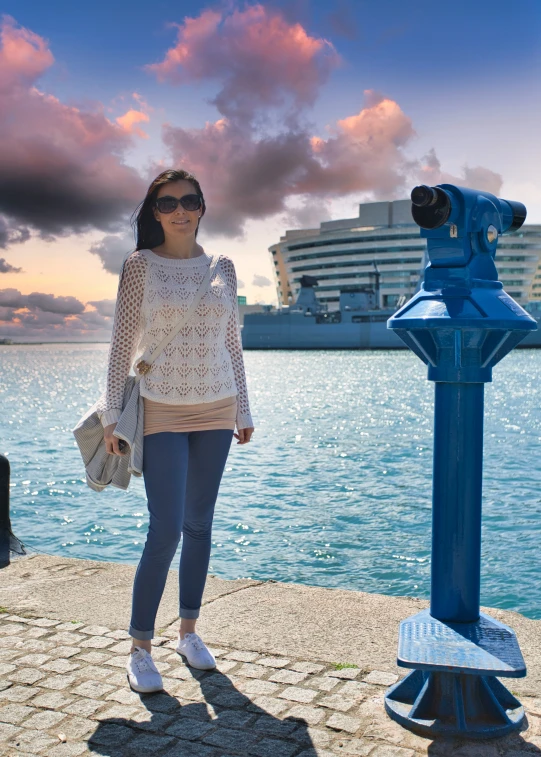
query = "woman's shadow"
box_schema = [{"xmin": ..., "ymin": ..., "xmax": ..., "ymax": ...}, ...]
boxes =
[
  {"xmin": 424, "ymin": 717, "xmax": 541, "ymax": 756},
  {"xmin": 85, "ymin": 648, "xmax": 541, "ymax": 756},
  {"xmin": 87, "ymin": 649, "xmax": 317, "ymax": 757}
]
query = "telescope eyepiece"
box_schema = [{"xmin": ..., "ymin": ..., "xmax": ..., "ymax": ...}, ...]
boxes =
[
  {"xmin": 411, "ymin": 185, "xmax": 439, "ymax": 208},
  {"xmin": 411, "ymin": 185, "xmax": 452, "ymax": 229}
]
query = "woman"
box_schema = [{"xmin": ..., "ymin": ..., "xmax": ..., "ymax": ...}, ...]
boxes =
[{"xmin": 100, "ymin": 168, "xmax": 255, "ymax": 693}]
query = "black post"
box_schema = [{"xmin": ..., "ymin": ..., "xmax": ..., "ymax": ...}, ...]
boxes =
[{"xmin": 0, "ymin": 454, "xmax": 26, "ymax": 567}]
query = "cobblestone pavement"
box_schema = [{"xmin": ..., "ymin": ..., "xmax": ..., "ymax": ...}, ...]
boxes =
[{"xmin": 1, "ymin": 612, "xmax": 541, "ymax": 756}]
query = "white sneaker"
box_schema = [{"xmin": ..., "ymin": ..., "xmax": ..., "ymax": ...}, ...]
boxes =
[
  {"xmin": 176, "ymin": 631, "xmax": 216, "ymax": 670},
  {"xmin": 126, "ymin": 646, "xmax": 164, "ymax": 693}
]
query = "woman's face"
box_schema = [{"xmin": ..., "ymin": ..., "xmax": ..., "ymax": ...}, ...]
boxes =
[{"xmin": 153, "ymin": 180, "xmax": 202, "ymax": 238}]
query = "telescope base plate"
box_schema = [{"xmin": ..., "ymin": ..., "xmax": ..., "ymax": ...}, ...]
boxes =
[{"xmin": 384, "ymin": 669, "xmax": 524, "ymax": 739}]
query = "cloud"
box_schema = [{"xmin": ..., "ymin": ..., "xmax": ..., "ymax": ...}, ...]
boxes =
[
  {"xmin": 0, "ymin": 215, "xmax": 31, "ymax": 249},
  {"xmin": 253, "ymin": 274, "xmax": 272, "ymax": 287},
  {"xmin": 0, "ymin": 288, "xmax": 25, "ymax": 308},
  {"xmin": 116, "ymin": 108, "xmax": 151, "ymax": 139},
  {"xmin": 160, "ymin": 90, "xmax": 417, "ymax": 236},
  {"xmin": 0, "ymin": 10, "xmax": 508, "ymax": 269},
  {"xmin": 0, "ymin": 286, "xmax": 114, "ymax": 340},
  {"xmin": 89, "ymin": 233, "xmax": 135, "ymax": 274},
  {"xmin": 87, "ymin": 299, "xmax": 116, "ymax": 317},
  {"xmin": 0, "ymin": 308, "xmax": 114, "ymax": 340},
  {"xmin": 141, "ymin": 7, "xmax": 504, "ymax": 238},
  {"xmin": 0, "ymin": 14, "xmax": 148, "ymax": 246},
  {"xmin": 283, "ymin": 197, "xmax": 332, "ymax": 230},
  {"xmin": 0, "ymin": 305, "xmax": 15, "ymax": 321},
  {"xmin": 418, "ymin": 148, "xmax": 503, "ymax": 196},
  {"xmin": 0, "ymin": 257, "xmax": 22, "ymax": 273},
  {"xmin": 145, "ymin": 4, "xmax": 340, "ymax": 123},
  {"xmin": 0, "ymin": 287, "xmax": 85, "ymax": 314},
  {"xmin": 26, "ymin": 292, "xmax": 85, "ymax": 315},
  {"xmin": 0, "ymin": 13, "xmax": 54, "ymax": 92}
]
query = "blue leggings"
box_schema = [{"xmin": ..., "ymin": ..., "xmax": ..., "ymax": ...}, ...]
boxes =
[{"xmin": 128, "ymin": 429, "xmax": 234, "ymax": 640}]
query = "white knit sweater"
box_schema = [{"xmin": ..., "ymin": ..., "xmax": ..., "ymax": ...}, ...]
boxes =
[{"xmin": 98, "ymin": 248, "xmax": 253, "ymax": 431}]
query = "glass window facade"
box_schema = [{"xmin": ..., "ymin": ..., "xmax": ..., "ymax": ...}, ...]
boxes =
[{"xmin": 269, "ymin": 200, "xmax": 541, "ymax": 307}]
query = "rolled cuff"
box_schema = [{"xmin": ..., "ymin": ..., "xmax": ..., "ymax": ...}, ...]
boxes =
[
  {"xmin": 179, "ymin": 607, "xmax": 200, "ymax": 620},
  {"xmin": 128, "ymin": 624, "xmax": 154, "ymax": 640},
  {"xmin": 101, "ymin": 408, "xmax": 122, "ymax": 428}
]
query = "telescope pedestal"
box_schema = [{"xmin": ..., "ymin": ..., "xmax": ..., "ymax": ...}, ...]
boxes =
[
  {"xmin": 384, "ymin": 609, "xmax": 525, "ymax": 738},
  {"xmin": 384, "ymin": 184, "xmax": 537, "ymax": 740}
]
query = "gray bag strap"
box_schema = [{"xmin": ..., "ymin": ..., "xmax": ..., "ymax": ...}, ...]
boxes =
[{"xmin": 134, "ymin": 253, "xmax": 221, "ymax": 384}]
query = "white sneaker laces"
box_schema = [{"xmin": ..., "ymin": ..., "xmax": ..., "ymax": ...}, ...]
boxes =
[
  {"xmin": 182, "ymin": 632, "xmax": 205, "ymax": 651},
  {"xmin": 133, "ymin": 648, "xmax": 159, "ymax": 674}
]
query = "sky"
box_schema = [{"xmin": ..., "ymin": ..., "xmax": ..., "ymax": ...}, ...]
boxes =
[{"xmin": 0, "ymin": 0, "xmax": 540, "ymax": 341}]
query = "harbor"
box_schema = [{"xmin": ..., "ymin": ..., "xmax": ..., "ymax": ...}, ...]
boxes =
[
  {"xmin": 3, "ymin": 187, "xmax": 541, "ymax": 745},
  {"xmin": 1, "ymin": 0, "xmax": 540, "ymax": 751}
]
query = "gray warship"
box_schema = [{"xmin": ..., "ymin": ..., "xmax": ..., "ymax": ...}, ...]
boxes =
[{"xmin": 241, "ymin": 271, "xmax": 541, "ymax": 350}]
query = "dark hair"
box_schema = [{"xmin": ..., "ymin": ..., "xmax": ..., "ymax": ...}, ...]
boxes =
[{"xmin": 131, "ymin": 169, "xmax": 207, "ymax": 251}]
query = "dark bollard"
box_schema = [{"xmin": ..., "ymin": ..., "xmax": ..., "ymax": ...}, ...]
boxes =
[
  {"xmin": 0, "ymin": 453, "xmax": 26, "ymax": 568},
  {"xmin": 384, "ymin": 184, "xmax": 537, "ymax": 739}
]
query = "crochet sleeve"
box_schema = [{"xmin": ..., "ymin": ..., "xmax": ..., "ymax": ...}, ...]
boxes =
[
  {"xmin": 99, "ymin": 251, "xmax": 147, "ymax": 428},
  {"xmin": 222, "ymin": 256, "xmax": 254, "ymax": 431}
]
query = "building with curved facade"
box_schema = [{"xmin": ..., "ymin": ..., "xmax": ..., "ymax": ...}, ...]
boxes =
[{"xmin": 269, "ymin": 199, "xmax": 541, "ymax": 309}]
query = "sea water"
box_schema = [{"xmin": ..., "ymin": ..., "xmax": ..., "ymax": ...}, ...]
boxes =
[{"xmin": 1, "ymin": 344, "xmax": 540, "ymax": 619}]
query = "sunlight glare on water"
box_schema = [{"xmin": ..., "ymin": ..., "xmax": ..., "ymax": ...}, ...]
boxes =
[{"xmin": 1, "ymin": 344, "xmax": 540, "ymax": 618}]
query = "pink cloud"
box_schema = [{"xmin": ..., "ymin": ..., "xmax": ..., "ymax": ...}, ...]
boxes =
[
  {"xmin": 0, "ymin": 14, "xmax": 147, "ymax": 246},
  {"xmin": 0, "ymin": 12, "xmax": 54, "ymax": 93},
  {"xmin": 116, "ymin": 108, "xmax": 150, "ymax": 139},
  {"xmin": 145, "ymin": 5, "xmax": 340, "ymax": 122},
  {"xmin": 159, "ymin": 90, "xmax": 418, "ymax": 235}
]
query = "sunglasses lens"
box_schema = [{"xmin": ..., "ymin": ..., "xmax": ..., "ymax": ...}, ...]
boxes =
[
  {"xmin": 156, "ymin": 198, "xmax": 177, "ymax": 213},
  {"xmin": 180, "ymin": 195, "xmax": 202, "ymax": 211}
]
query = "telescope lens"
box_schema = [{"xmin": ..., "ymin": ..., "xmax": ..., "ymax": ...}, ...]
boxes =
[
  {"xmin": 411, "ymin": 185, "xmax": 438, "ymax": 207},
  {"xmin": 410, "ymin": 185, "xmax": 452, "ymax": 229},
  {"xmin": 505, "ymin": 200, "xmax": 527, "ymax": 231}
]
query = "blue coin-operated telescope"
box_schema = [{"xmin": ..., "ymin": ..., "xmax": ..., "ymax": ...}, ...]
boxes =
[{"xmin": 384, "ymin": 184, "xmax": 537, "ymax": 739}]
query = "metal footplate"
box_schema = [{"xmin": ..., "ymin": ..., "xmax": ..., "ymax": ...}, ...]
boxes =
[
  {"xmin": 384, "ymin": 609, "xmax": 526, "ymax": 739},
  {"xmin": 396, "ymin": 608, "xmax": 526, "ymax": 677}
]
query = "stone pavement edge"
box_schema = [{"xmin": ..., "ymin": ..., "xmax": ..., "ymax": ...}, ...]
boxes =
[{"xmin": 0, "ymin": 553, "xmax": 540, "ymax": 756}]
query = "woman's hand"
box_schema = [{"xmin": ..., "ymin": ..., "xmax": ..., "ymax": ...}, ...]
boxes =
[
  {"xmin": 104, "ymin": 423, "xmax": 127, "ymax": 456},
  {"xmin": 234, "ymin": 426, "xmax": 254, "ymax": 445}
]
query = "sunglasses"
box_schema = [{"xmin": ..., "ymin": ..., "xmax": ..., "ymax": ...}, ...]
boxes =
[{"xmin": 155, "ymin": 194, "xmax": 203, "ymax": 213}]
